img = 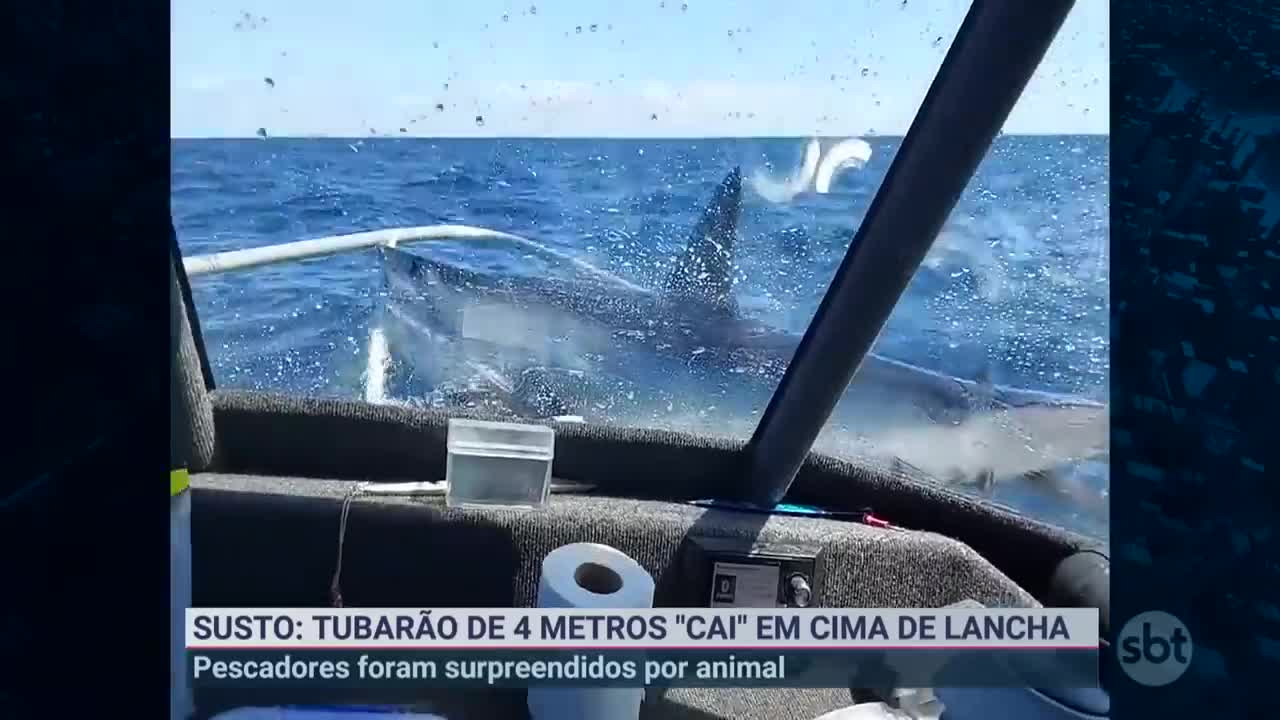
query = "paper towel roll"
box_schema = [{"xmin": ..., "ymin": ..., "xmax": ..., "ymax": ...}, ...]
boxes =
[
  {"xmin": 527, "ymin": 543, "xmax": 656, "ymax": 720},
  {"xmin": 535, "ymin": 542, "xmax": 656, "ymax": 609}
]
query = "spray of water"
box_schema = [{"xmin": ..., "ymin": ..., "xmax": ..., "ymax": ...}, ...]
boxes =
[
  {"xmin": 748, "ymin": 137, "xmax": 873, "ymax": 203},
  {"xmin": 749, "ymin": 138, "xmax": 822, "ymax": 203},
  {"xmin": 362, "ymin": 325, "xmax": 392, "ymax": 403},
  {"xmin": 813, "ymin": 137, "xmax": 873, "ymax": 193}
]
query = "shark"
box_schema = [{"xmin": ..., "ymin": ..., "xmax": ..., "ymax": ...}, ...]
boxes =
[{"xmin": 372, "ymin": 167, "xmax": 1109, "ymax": 512}]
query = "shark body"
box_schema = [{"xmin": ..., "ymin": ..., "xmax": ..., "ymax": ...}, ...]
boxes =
[{"xmin": 374, "ymin": 167, "xmax": 1108, "ymax": 512}]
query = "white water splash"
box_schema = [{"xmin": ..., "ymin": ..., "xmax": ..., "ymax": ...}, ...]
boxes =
[
  {"xmin": 814, "ymin": 137, "xmax": 873, "ymax": 193},
  {"xmin": 749, "ymin": 137, "xmax": 873, "ymax": 203},
  {"xmin": 749, "ymin": 138, "xmax": 822, "ymax": 203},
  {"xmin": 363, "ymin": 325, "xmax": 392, "ymax": 403}
]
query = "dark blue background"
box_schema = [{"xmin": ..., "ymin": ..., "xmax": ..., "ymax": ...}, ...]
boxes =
[{"xmin": 1109, "ymin": 1, "xmax": 1279, "ymax": 716}]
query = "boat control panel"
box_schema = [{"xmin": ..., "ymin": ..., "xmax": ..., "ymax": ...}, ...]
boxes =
[{"xmin": 679, "ymin": 535, "xmax": 821, "ymax": 608}]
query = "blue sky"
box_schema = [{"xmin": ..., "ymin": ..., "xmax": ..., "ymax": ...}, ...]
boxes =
[{"xmin": 172, "ymin": 0, "xmax": 1109, "ymax": 138}]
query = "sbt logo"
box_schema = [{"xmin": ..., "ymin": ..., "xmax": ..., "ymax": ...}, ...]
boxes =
[{"xmin": 1116, "ymin": 611, "xmax": 1193, "ymax": 686}]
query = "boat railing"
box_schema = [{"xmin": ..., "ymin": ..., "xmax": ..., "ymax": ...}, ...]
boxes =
[
  {"xmin": 183, "ymin": 225, "xmax": 523, "ymax": 277},
  {"xmin": 182, "ymin": 223, "xmax": 646, "ymax": 292}
]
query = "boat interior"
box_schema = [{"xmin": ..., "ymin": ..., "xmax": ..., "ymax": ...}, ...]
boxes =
[{"xmin": 172, "ymin": 1, "xmax": 1109, "ymax": 718}]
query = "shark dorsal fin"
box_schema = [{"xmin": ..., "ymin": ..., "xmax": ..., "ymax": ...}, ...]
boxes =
[{"xmin": 663, "ymin": 167, "xmax": 743, "ymax": 315}]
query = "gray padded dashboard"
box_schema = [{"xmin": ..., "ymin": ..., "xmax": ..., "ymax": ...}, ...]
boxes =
[
  {"xmin": 191, "ymin": 473, "xmax": 1038, "ymax": 611},
  {"xmin": 190, "ymin": 473, "xmax": 1039, "ymax": 720}
]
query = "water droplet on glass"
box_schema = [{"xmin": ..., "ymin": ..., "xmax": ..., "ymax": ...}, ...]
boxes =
[
  {"xmin": 861, "ymin": 67, "xmax": 870, "ymax": 76},
  {"xmin": 590, "ymin": 23, "xmax": 598, "ymax": 32},
  {"xmin": 681, "ymin": 2, "xmax": 688, "ymax": 10},
  {"xmin": 530, "ymin": 5, "xmax": 537, "ymax": 14},
  {"xmin": 502, "ymin": 13, "xmax": 509, "ymax": 22},
  {"xmin": 575, "ymin": 25, "xmax": 582, "ymax": 33},
  {"xmin": 475, "ymin": 115, "xmax": 485, "ymax": 127}
]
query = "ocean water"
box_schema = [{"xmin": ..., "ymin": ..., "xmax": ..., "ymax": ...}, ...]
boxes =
[{"xmin": 172, "ymin": 136, "xmax": 1110, "ymax": 536}]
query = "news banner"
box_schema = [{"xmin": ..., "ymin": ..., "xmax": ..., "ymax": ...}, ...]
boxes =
[{"xmin": 186, "ymin": 607, "xmax": 1099, "ymax": 689}]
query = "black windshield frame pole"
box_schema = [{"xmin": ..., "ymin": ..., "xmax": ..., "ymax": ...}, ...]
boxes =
[{"xmin": 740, "ymin": 0, "xmax": 1078, "ymax": 506}]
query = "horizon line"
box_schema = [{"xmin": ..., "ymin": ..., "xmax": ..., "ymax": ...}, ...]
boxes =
[{"xmin": 171, "ymin": 132, "xmax": 1111, "ymax": 141}]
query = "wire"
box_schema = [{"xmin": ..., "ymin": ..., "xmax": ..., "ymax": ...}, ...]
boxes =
[{"xmin": 330, "ymin": 482, "xmax": 369, "ymax": 607}]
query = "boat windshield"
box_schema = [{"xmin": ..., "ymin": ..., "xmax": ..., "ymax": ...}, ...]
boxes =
[{"xmin": 172, "ymin": 1, "xmax": 1109, "ymax": 537}]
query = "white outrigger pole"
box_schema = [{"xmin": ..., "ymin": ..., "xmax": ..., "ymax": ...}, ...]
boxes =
[
  {"xmin": 181, "ymin": 223, "xmax": 649, "ymax": 404},
  {"xmin": 184, "ymin": 224, "xmax": 528, "ymax": 277},
  {"xmin": 182, "ymin": 223, "xmax": 648, "ymax": 292},
  {"xmin": 183, "ymin": 225, "xmax": 533, "ymax": 403}
]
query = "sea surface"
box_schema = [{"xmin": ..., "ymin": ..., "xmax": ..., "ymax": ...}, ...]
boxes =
[{"xmin": 172, "ymin": 136, "xmax": 1110, "ymax": 536}]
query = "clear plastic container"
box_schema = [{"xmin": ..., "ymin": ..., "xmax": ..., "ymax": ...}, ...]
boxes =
[{"xmin": 445, "ymin": 418, "xmax": 554, "ymax": 509}]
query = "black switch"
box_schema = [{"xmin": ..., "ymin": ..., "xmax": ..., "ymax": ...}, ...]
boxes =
[{"xmin": 787, "ymin": 573, "xmax": 812, "ymax": 607}]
